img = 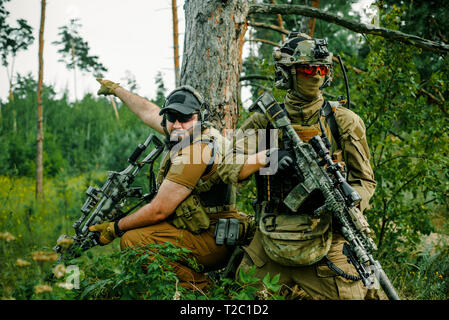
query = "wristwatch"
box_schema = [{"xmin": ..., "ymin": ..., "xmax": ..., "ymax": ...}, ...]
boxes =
[{"xmin": 114, "ymin": 220, "xmax": 125, "ymax": 237}]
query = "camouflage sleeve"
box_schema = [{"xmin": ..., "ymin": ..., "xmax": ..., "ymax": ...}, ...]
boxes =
[
  {"xmin": 217, "ymin": 112, "xmax": 269, "ymax": 184},
  {"xmin": 335, "ymin": 108, "xmax": 377, "ymax": 212}
]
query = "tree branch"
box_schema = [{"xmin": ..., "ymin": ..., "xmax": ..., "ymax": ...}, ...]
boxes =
[
  {"xmin": 245, "ymin": 38, "xmax": 280, "ymax": 47},
  {"xmin": 418, "ymin": 88, "xmax": 449, "ymax": 117},
  {"xmin": 248, "ymin": 4, "xmax": 449, "ymax": 54},
  {"xmin": 247, "ymin": 21, "xmax": 289, "ymax": 35},
  {"xmin": 419, "ymin": 88, "xmax": 443, "ymax": 104},
  {"xmin": 270, "ymin": 0, "xmax": 285, "ymax": 42},
  {"xmin": 239, "ymin": 74, "xmax": 274, "ymax": 82}
]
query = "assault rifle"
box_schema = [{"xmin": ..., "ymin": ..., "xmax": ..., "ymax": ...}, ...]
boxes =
[
  {"xmin": 250, "ymin": 91, "xmax": 400, "ymax": 300},
  {"xmin": 53, "ymin": 133, "xmax": 164, "ymax": 261}
]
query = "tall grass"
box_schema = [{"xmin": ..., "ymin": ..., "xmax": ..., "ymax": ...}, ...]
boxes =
[{"xmin": 0, "ymin": 172, "xmax": 109, "ymax": 299}]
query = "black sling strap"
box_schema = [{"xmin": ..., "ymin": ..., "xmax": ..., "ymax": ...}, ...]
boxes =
[{"xmin": 321, "ymin": 101, "xmax": 342, "ymax": 150}]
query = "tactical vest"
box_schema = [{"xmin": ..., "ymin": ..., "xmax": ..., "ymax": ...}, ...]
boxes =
[
  {"xmin": 256, "ymin": 101, "xmax": 345, "ymax": 266},
  {"xmin": 157, "ymin": 127, "xmax": 236, "ymax": 234}
]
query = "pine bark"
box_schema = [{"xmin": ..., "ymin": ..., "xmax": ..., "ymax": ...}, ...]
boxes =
[{"xmin": 180, "ymin": 0, "xmax": 249, "ymax": 131}]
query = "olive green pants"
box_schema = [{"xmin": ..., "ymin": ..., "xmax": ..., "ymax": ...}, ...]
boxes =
[
  {"xmin": 120, "ymin": 213, "xmax": 239, "ymax": 291},
  {"xmin": 237, "ymin": 230, "xmax": 384, "ymax": 300}
]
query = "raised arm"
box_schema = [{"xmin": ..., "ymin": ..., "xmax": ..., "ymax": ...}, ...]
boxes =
[{"xmin": 96, "ymin": 78, "xmax": 164, "ymax": 134}]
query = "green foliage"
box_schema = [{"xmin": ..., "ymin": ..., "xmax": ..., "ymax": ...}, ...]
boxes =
[
  {"xmin": 52, "ymin": 18, "xmax": 107, "ymax": 77},
  {"xmin": 153, "ymin": 71, "xmax": 167, "ymax": 106},
  {"xmin": 74, "ymin": 242, "xmax": 192, "ymax": 299},
  {"xmin": 224, "ymin": 266, "xmax": 283, "ymax": 300},
  {"xmin": 0, "ymin": 73, "xmax": 160, "ymax": 177},
  {"xmin": 0, "ymin": 0, "xmax": 34, "ymax": 67},
  {"xmin": 405, "ymin": 246, "xmax": 449, "ymax": 299},
  {"xmin": 344, "ymin": 6, "xmax": 449, "ymax": 260},
  {"xmin": 377, "ymin": 0, "xmax": 449, "ymax": 80}
]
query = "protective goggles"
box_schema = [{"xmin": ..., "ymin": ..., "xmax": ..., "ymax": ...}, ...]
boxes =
[
  {"xmin": 296, "ymin": 64, "xmax": 330, "ymax": 77},
  {"xmin": 165, "ymin": 112, "xmax": 195, "ymax": 123}
]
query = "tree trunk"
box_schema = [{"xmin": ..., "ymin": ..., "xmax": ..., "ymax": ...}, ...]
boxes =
[
  {"xmin": 270, "ymin": 0, "xmax": 285, "ymax": 42},
  {"xmin": 180, "ymin": 0, "xmax": 249, "ymax": 131},
  {"xmin": 36, "ymin": 0, "xmax": 46, "ymax": 199},
  {"xmin": 172, "ymin": 0, "xmax": 180, "ymax": 87},
  {"xmin": 307, "ymin": 0, "xmax": 320, "ymax": 37},
  {"xmin": 71, "ymin": 41, "xmax": 77, "ymax": 102}
]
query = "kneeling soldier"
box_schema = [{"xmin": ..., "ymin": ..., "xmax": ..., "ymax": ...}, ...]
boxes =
[{"xmin": 91, "ymin": 81, "xmax": 248, "ymax": 290}]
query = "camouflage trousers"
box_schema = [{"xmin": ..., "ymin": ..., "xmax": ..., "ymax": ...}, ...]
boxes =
[{"xmin": 236, "ymin": 230, "xmax": 385, "ymax": 300}]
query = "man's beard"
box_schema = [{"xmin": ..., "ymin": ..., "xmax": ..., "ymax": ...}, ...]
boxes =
[
  {"xmin": 168, "ymin": 121, "xmax": 202, "ymax": 149},
  {"xmin": 167, "ymin": 121, "xmax": 203, "ymax": 159},
  {"xmin": 170, "ymin": 128, "xmax": 190, "ymax": 143}
]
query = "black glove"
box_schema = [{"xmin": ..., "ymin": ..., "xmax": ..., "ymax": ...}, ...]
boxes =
[{"xmin": 267, "ymin": 148, "xmax": 294, "ymax": 173}]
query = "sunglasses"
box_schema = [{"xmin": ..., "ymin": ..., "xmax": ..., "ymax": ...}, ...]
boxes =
[
  {"xmin": 165, "ymin": 112, "xmax": 195, "ymax": 123},
  {"xmin": 296, "ymin": 65, "xmax": 330, "ymax": 77}
]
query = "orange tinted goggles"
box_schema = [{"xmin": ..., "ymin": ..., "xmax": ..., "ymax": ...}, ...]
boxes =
[{"xmin": 296, "ymin": 65, "xmax": 330, "ymax": 77}]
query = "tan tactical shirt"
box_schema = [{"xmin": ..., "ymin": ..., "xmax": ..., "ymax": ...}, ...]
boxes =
[{"xmin": 164, "ymin": 141, "xmax": 215, "ymax": 190}]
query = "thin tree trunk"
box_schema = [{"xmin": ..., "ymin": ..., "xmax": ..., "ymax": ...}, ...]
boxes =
[
  {"xmin": 71, "ymin": 41, "xmax": 77, "ymax": 101},
  {"xmin": 36, "ymin": 0, "xmax": 46, "ymax": 199},
  {"xmin": 270, "ymin": 0, "xmax": 285, "ymax": 42},
  {"xmin": 5, "ymin": 56, "xmax": 17, "ymax": 131},
  {"xmin": 307, "ymin": 0, "xmax": 320, "ymax": 37},
  {"xmin": 109, "ymin": 96, "xmax": 119, "ymax": 119},
  {"xmin": 172, "ymin": 0, "xmax": 180, "ymax": 87},
  {"xmin": 180, "ymin": 0, "xmax": 249, "ymax": 131}
]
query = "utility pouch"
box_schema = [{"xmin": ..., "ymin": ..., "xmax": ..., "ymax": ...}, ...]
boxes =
[
  {"xmin": 214, "ymin": 218, "xmax": 240, "ymax": 245},
  {"xmin": 259, "ymin": 208, "xmax": 333, "ymax": 266},
  {"xmin": 171, "ymin": 194, "xmax": 210, "ymax": 234}
]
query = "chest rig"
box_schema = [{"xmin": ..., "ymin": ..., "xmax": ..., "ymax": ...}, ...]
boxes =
[
  {"xmin": 254, "ymin": 101, "xmax": 345, "ymax": 266},
  {"xmin": 255, "ymin": 101, "xmax": 344, "ymax": 215},
  {"xmin": 157, "ymin": 128, "xmax": 235, "ymax": 234}
]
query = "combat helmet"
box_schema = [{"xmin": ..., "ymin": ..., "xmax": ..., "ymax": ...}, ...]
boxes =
[{"xmin": 273, "ymin": 32, "xmax": 333, "ymax": 94}]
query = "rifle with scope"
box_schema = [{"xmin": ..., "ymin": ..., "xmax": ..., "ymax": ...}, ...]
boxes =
[
  {"xmin": 250, "ymin": 91, "xmax": 400, "ymax": 300},
  {"xmin": 53, "ymin": 133, "xmax": 164, "ymax": 261}
]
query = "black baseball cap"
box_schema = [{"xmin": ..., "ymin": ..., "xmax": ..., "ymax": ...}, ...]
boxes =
[{"xmin": 159, "ymin": 89, "xmax": 202, "ymax": 115}]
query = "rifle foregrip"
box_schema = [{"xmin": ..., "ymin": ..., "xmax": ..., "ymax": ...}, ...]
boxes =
[{"xmin": 128, "ymin": 143, "xmax": 146, "ymax": 164}]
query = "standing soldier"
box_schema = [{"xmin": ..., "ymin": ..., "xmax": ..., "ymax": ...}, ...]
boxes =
[
  {"xmin": 91, "ymin": 80, "xmax": 249, "ymax": 290},
  {"xmin": 219, "ymin": 33, "xmax": 379, "ymax": 299}
]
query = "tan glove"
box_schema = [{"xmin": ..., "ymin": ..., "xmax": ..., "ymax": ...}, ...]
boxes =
[
  {"xmin": 89, "ymin": 222, "xmax": 117, "ymax": 245},
  {"xmin": 96, "ymin": 78, "xmax": 121, "ymax": 96}
]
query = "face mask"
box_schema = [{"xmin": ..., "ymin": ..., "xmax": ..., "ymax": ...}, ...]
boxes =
[{"xmin": 296, "ymin": 73, "xmax": 325, "ymax": 100}]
